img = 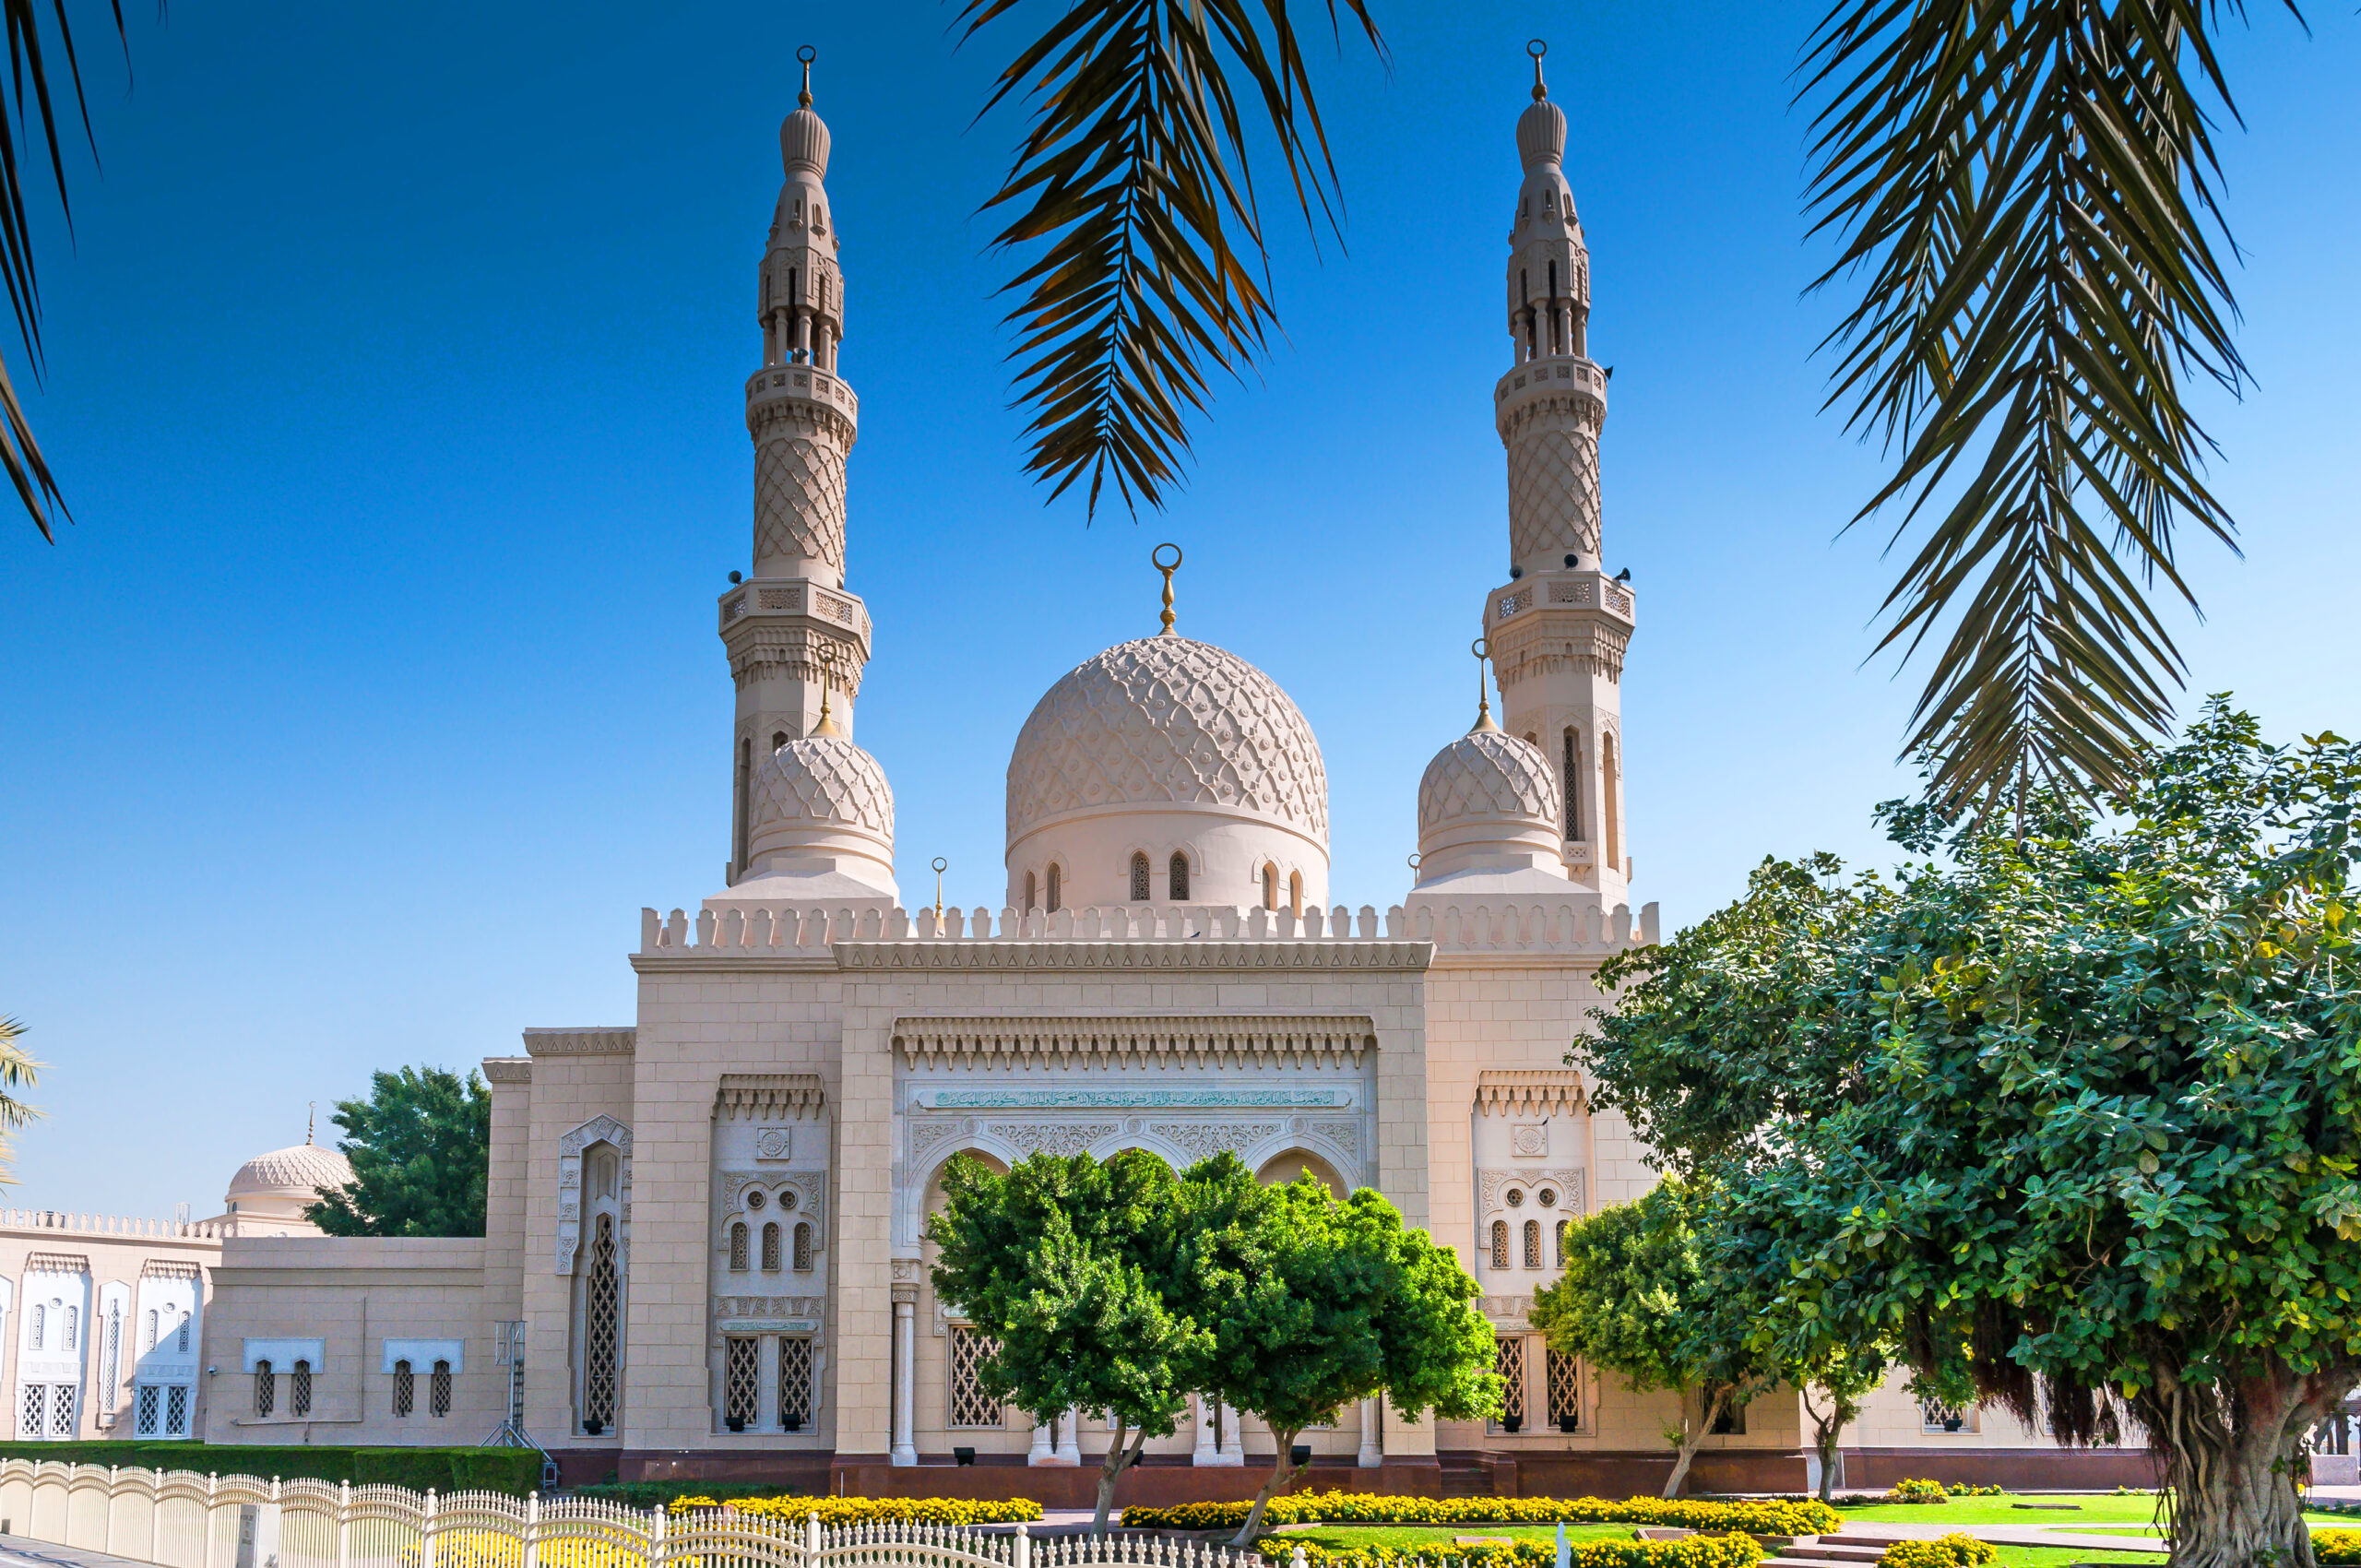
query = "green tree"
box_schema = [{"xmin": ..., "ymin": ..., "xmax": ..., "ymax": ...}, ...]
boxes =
[
  {"xmin": 306, "ymin": 1066, "xmax": 491, "ymax": 1238},
  {"xmin": 1794, "ymin": 1340, "xmax": 1889, "ymax": 1503},
  {"xmin": 0, "ymin": 1015, "xmax": 41, "ymax": 1181},
  {"xmin": 927, "ymin": 1149, "xmax": 1210, "ymax": 1535},
  {"xmin": 1529, "ymin": 1178, "xmax": 1776, "ymax": 1497},
  {"xmin": 1580, "ymin": 701, "xmax": 2361, "ymax": 1567},
  {"xmin": 1190, "ymin": 1165, "xmax": 1500, "ymax": 1544}
]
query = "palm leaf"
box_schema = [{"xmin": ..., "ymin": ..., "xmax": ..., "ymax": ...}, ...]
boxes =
[
  {"xmin": 1802, "ymin": 0, "xmax": 2282, "ymax": 826},
  {"xmin": 959, "ymin": 0, "xmax": 1383, "ymax": 517},
  {"xmin": 0, "ymin": 1015, "xmax": 44, "ymax": 1185}
]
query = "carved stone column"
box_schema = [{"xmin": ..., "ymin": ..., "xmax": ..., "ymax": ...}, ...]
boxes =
[
  {"xmin": 1055, "ymin": 1407, "xmax": 1083, "ymax": 1467},
  {"xmin": 1027, "ymin": 1411, "xmax": 1056, "ymax": 1466},
  {"xmin": 1358, "ymin": 1396, "xmax": 1382, "ymax": 1467},
  {"xmin": 1192, "ymin": 1394, "xmax": 1217, "ymax": 1467},
  {"xmin": 889, "ymin": 1289, "xmax": 917, "ymax": 1466}
]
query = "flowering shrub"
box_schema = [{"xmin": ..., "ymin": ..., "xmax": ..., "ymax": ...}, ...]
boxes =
[
  {"xmin": 2315, "ymin": 1529, "xmax": 2361, "ymax": 1566},
  {"xmin": 1940, "ymin": 1485, "xmax": 2004, "ymax": 1498},
  {"xmin": 1121, "ymin": 1493, "xmax": 1837, "ymax": 1537},
  {"xmin": 1882, "ymin": 1480, "xmax": 1948, "ymax": 1505},
  {"xmin": 1878, "ymin": 1535, "xmax": 1995, "ymax": 1568},
  {"xmin": 666, "ymin": 1498, "xmax": 1042, "ymax": 1526},
  {"xmin": 1254, "ymin": 1538, "xmax": 1762, "ymax": 1568},
  {"xmin": 408, "ymin": 1533, "xmax": 644, "ymax": 1568}
]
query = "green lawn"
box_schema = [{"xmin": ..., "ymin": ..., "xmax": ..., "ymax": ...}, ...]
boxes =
[
  {"xmin": 1836, "ymin": 1496, "xmax": 2167, "ymax": 1527},
  {"xmin": 1980, "ymin": 1550, "xmax": 2158, "ymax": 1566}
]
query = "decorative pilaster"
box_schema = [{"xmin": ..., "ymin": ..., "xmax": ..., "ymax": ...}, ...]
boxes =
[{"xmin": 890, "ymin": 1289, "xmax": 918, "ymax": 1466}]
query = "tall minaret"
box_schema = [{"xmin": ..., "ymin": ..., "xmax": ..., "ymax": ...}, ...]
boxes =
[
  {"xmin": 1487, "ymin": 44, "xmax": 1634, "ymax": 905},
  {"xmin": 719, "ymin": 52, "xmax": 873, "ymax": 884}
]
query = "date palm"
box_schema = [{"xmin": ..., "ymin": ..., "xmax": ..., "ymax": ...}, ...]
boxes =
[{"xmin": 0, "ymin": 1016, "xmax": 43, "ymax": 1183}]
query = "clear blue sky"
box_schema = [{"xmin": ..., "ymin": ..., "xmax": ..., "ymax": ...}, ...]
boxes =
[{"xmin": 2, "ymin": 3, "xmax": 2354, "ymax": 1217}]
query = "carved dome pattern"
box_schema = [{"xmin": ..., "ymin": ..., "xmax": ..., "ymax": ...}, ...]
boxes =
[
  {"xmin": 1418, "ymin": 730, "xmax": 1560, "ymax": 833},
  {"xmin": 1006, "ymin": 636, "xmax": 1328, "ymax": 843},
  {"xmin": 753, "ymin": 734, "xmax": 894, "ymax": 837},
  {"xmin": 228, "ymin": 1143, "xmax": 355, "ymax": 1200}
]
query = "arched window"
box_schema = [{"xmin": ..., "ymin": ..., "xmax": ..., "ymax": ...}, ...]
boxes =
[
  {"xmin": 1556, "ymin": 1220, "xmax": 1571, "ymax": 1266},
  {"xmin": 431, "ymin": 1360, "xmax": 452, "ymax": 1419},
  {"xmin": 393, "ymin": 1360, "xmax": 414, "ymax": 1417},
  {"xmin": 1262, "ymin": 863, "xmax": 1278, "ymax": 910},
  {"xmin": 1169, "ymin": 853, "xmax": 1190, "ymax": 901},
  {"xmin": 178, "ymin": 1313, "xmax": 190, "ymax": 1353},
  {"xmin": 254, "ymin": 1360, "xmax": 276, "ymax": 1418},
  {"xmin": 1129, "ymin": 852, "xmax": 1150, "ymax": 902},
  {"xmin": 145, "ymin": 1309, "xmax": 159, "ymax": 1351},
  {"xmin": 1024, "ymin": 872, "xmax": 1037, "ymax": 912},
  {"xmin": 1524, "ymin": 1220, "xmax": 1543, "ymax": 1269},
  {"xmin": 729, "ymin": 1222, "xmax": 749, "ymax": 1272},
  {"xmin": 1489, "ymin": 1221, "xmax": 1510, "ymax": 1271},
  {"xmin": 1602, "ymin": 733, "xmax": 1622, "ymax": 870},
  {"xmin": 291, "ymin": 1358, "xmax": 313, "ymax": 1418},
  {"xmin": 583, "ymin": 1213, "xmax": 620, "ymax": 1432},
  {"xmin": 1562, "ymin": 728, "xmax": 1583, "ymax": 840},
  {"xmin": 103, "ymin": 1308, "xmax": 121, "ymax": 1414},
  {"xmin": 1046, "ymin": 864, "xmax": 1062, "ymax": 913},
  {"xmin": 792, "ymin": 1222, "xmax": 814, "ymax": 1273},
  {"xmin": 1288, "ymin": 871, "xmax": 1304, "ymax": 918},
  {"xmin": 761, "ymin": 1222, "xmax": 781, "ymax": 1272},
  {"xmin": 30, "ymin": 1303, "xmax": 43, "ymax": 1349}
]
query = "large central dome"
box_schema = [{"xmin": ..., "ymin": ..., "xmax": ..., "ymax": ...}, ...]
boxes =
[{"xmin": 1005, "ymin": 635, "xmax": 1328, "ymax": 912}]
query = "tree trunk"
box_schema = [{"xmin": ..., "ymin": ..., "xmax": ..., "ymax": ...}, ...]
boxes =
[
  {"xmin": 1661, "ymin": 1386, "xmax": 1725, "ymax": 1499},
  {"xmin": 1090, "ymin": 1418, "xmax": 1150, "ymax": 1537},
  {"xmin": 1228, "ymin": 1425, "xmax": 1307, "ymax": 1548},
  {"xmin": 1798, "ymin": 1385, "xmax": 1858, "ymax": 1503},
  {"xmin": 2140, "ymin": 1362, "xmax": 2354, "ymax": 1568}
]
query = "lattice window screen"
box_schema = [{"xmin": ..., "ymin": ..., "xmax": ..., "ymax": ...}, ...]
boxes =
[
  {"xmin": 777, "ymin": 1336, "xmax": 813, "ymax": 1429},
  {"xmin": 1130, "ymin": 854, "xmax": 1150, "ymax": 902},
  {"xmin": 1523, "ymin": 1220, "xmax": 1542, "ymax": 1269},
  {"xmin": 584, "ymin": 1214, "xmax": 621, "ymax": 1429},
  {"xmin": 431, "ymin": 1360, "xmax": 452, "ymax": 1418},
  {"xmin": 136, "ymin": 1385, "xmax": 160, "ymax": 1437},
  {"xmin": 1490, "ymin": 1221, "xmax": 1510, "ymax": 1270},
  {"xmin": 49, "ymin": 1384, "xmax": 74, "ymax": 1437},
  {"xmin": 19, "ymin": 1383, "xmax": 42, "ymax": 1438},
  {"xmin": 1547, "ymin": 1348, "xmax": 1584, "ymax": 1431},
  {"xmin": 1492, "ymin": 1336, "xmax": 1525, "ymax": 1430},
  {"xmin": 254, "ymin": 1361, "xmax": 276, "ymax": 1419},
  {"xmin": 948, "ymin": 1326, "xmax": 1003, "ymax": 1428},
  {"xmin": 102, "ymin": 1311, "xmax": 121, "ymax": 1413},
  {"xmin": 793, "ymin": 1223, "xmax": 813, "ymax": 1272},
  {"xmin": 393, "ymin": 1361, "xmax": 414, "ymax": 1417},
  {"xmin": 291, "ymin": 1360, "xmax": 313, "ymax": 1418},
  {"xmin": 166, "ymin": 1384, "xmax": 189, "ymax": 1436},
  {"xmin": 724, "ymin": 1337, "xmax": 760, "ymax": 1427},
  {"xmin": 729, "ymin": 1222, "xmax": 749, "ymax": 1272},
  {"xmin": 762, "ymin": 1223, "xmax": 782, "ymax": 1272}
]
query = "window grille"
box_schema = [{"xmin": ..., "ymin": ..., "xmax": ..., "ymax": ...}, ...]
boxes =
[
  {"xmin": 1547, "ymin": 1349, "xmax": 1583, "ymax": 1431},
  {"xmin": 103, "ymin": 1310, "xmax": 121, "ymax": 1413},
  {"xmin": 1556, "ymin": 1220, "xmax": 1570, "ymax": 1266},
  {"xmin": 291, "ymin": 1359, "xmax": 313, "ymax": 1418},
  {"xmin": 136, "ymin": 1385, "xmax": 160, "ymax": 1437},
  {"xmin": 64, "ymin": 1306, "xmax": 77, "ymax": 1350},
  {"xmin": 1046, "ymin": 864, "xmax": 1062, "ymax": 912},
  {"xmin": 1523, "ymin": 1219, "xmax": 1542, "ymax": 1269},
  {"xmin": 1129, "ymin": 853, "xmax": 1150, "ymax": 902},
  {"xmin": 19, "ymin": 1384, "xmax": 44, "ymax": 1438},
  {"xmin": 254, "ymin": 1360, "xmax": 276, "ymax": 1419},
  {"xmin": 431, "ymin": 1359, "xmax": 452, "ymax": 1418},
  {"xmin": 1169, "ymin": 853, "xmax": 1189, "ymax": 901},
  {"xmin": 721, "ymin": 1337, "xmax": 760, "ymax": 1428},
  {"xmin": 583, "ymin": 1213, "xmax": 620, "ymax": 1431},
  {"xmin": 948, "ymin": 1326, "xmax": 1003, "ymax": 1428},
  {"xmin": 1708, "ymin": 1384, "xmax": 1747, "ymax": 1435},
  {"xmin": 1493, "ymin": 1337, "xmax": 1526, "ymax": 1431},
  {"xmin": 729, "ymin": 1221, "xmax": 749, "ymax": 1272},
  {"xmin": 30, "ymin": 1304, "xmax": 42, "ymax": 1350},
  {"xmin": 1490, "ymin": 1220, "xmax": 1510, "ymax": 1270},
  {"xmin": 793, "ymin": 1222, "xmax": 813, "ymax": 1273},
  {"xmin": 762, "ymin": 1222, "xmax": 782, "ymax": 1272},
  {"xmin": 145, "ymin": 1309, "xmax": 159, "ymax": 1352},
  {"xmin": 777, "ymin": 1336, "xmax": 814, "ymax": 1430},
  {"xmin": 165, "ymin": 1384, "xmax": 189, "ymax": 1437},
  {"xmin": 393, "ymin": 1360, "xmax": 414, "ymax": 1417},
  {"xmin": 1563, "ymin": 729, "xmax": 1582, "ymax": 839},
  {"xmin": 48, "ymin": 1384, "xmax": 73, "ymax": 1438},
  {"xmin": 177, "ymin": 1313, "xmax": 191, "ymax": 1353},
  {"xmin": 1920, "ymin": 1401, "xmax": 1973, "ymax": 1433}
]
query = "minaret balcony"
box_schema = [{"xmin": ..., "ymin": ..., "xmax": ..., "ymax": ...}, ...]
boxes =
[
  {"xmin": 719, "ymin": 578, "xmax": 872, "ymax": 654},
  {"xmin": 745, "ymin": 362, "xmax": 860, "ymax": 426},
  {"xmin": 1489, "ymin": 567, "xmax": 1633, "ymax": 631},
  {"xmin": 1492, "ymin": 354, "xmax": 1606, "ymax": 437}
]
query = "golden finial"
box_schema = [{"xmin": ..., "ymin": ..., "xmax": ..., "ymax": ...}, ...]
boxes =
[
  {"xmin": 1527, "ymin": 39, "xmax": 1548, "ymax": 101},
  {"xmin": 1469, "ymin": 636, "xmax": 1501, "ymax": 732},
  {"xmin": 811, "ymin": 642, "xmax": 846, "ymax": 738},
  {"xmin": 1153, "ymin": 542, "xmax": 1183, "ymax": 636},
  {"xmin": 931, "ymin": 857, "xmax": 948, "ymax": 921},
  {"xmin": 797, "ymin": 44, "xmax": 816, "ymax": 109},
  {"xmin": 306, "ymin": 1101, "xmax": 316, "ymax": 1146}
]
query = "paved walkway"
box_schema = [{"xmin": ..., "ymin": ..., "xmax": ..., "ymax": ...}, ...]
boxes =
[{"xmin": 0, "ymin": 1540, "xmax": 151, "ymax": 1568}]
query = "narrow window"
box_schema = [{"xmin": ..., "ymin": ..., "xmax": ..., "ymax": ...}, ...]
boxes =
[
  {"xmin": 723, "ymin": 1337, "xmax": 760, "ymax": 1429},
  {"xmin": 1263, "ymin": 863, "xmax": 1278, "ymax": 910},
  {"xmin": 63, "ymin": 1306, "xmax": 77, "ymax": 1350},
  {"xmin": 1288, "ymin": 871, "xmax": 1303, "ymax": 918},
  {"xmin": 1169, "ymin": 853, "xmax": 1190, "ymax": 901},
  {"xmin": 777, "ymin": 1336, "xmax": 814, "ymax": 1430},
  {"xmin": 729, "ymin": 1221, "xmax": 750, "ymax": 1272},
  {"xmin": 1562, "ymin": 729, "xmax": 1583, "ymax": 839},
  {"xmin": 103, "ymin": 1309, "xmax": 121, "ymax": 1414},
  {"xmin": 178, "ymin": 1313, "xmax": 190, "ymax": 1353},
  {"xmin": 1556, "ymin": 1219, "xmax": 1571, "ymax": 1266},
  {"xmin": 1602, "ymin": 733, "xmax": 1622, "ymax": 870},
  {"xmin": 761, "ymin": 1221, "xmax": 782, "ymax": 1272},
  {"xmin": 136, "ymin": 1384, "xmax": 160, "ymax": 1437},
  {"xmin": 254, "ymin": 1360, "xmax": 276, "ymax": 1419},
  {"xmin": 1494, "ymin": 1337, "xmax": 1527, "ymax": 1430},
  {"xmin": 732, "ymin": 738, "xmax": 752, "ymax": 876},
  {"xmin": 1710, "ymin": 1385, "xmax": 1748, "ymax": 1434},
  {"xmin": 583, "ymin": 1213, "xmax": 620, "ymax": 1431},
  {"xmin": 393, "ymin": 1360, "xmax": 414, "ymax": 1417},
  {"xmin": 947, "ymin": 1325, "xmax": 1004, "ymax": 1428},
  {"xmin": 1024, "ymin": 871, "xmax": 1037, "ymax": 912},
  {"xmin": 291, "ymin": 1358, "xmax": 314, "ymax": 1418},
  {"xmin": 1046, "ymin": 863, "xmax": 1062, "ymax": 913},
  {"xmin": 792, "ymin": 1222, "xmax": 813, "ymax": 1273},
  {"xmin": 165, "ymin": 1384, "xmax": 189, "ymax": 1436},
  {"xmin": 1547, "ymin": 1348, "xmax": 1583, "ymax": 1431},
  {"xmin": 431, "ymin": 1359, "xmax": 452, "ymax": 1418},
  {"xmin": 30, "ymin": 1303, "xmax": 42, "ymax": 1349},
  {"xmin": 1489, "ymin": 1220, "xmax": 1510, "ymax": 1271},
  {"xmin": 1523, "ymin": 1219, "xmax": 1543, "ymax": 1269},
  {"xmin": 1129, "ymin": 852, "xmax": 1150, "ymax": 902},
  {"xmin": 145, "ymin": 1309, "xmax": 159, "ymax": 1351}
]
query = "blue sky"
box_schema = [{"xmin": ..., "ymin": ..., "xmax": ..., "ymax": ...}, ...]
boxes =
[{"xmin": 2, "ymin": 3, "xmax": 2354, "ymax": 1217}]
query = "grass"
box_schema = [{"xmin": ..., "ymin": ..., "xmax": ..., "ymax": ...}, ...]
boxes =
[
  {"xmin": 1979, "ymin": 1550, "xmax": 2158, "ymax": 1566},
  {"xmin": 1836, "ymin": 1496, "xmax": 2168, "ymax": 1527}
]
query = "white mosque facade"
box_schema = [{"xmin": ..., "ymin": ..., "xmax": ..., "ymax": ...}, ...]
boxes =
[{"xmin": 6, "ymin": 61, "xmax": 2154, "ymax": 1496}]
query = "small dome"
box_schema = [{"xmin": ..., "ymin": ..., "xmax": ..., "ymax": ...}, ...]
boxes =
[
  {"xmin": 781, "ymin": 104, "xmax": 830, "ymax": 177},
  {"xmin": 1516, "ymin": 97, "xmax": 1566, "ymax": 171},
  {"xmin": 227, "ymin": 1141, "xmax": 353, "ymax": 1207},
  {"xmin": 1417, "ymin": 728, "xmax": 1566, "ymax": 883},
  {"xmin": 748, "ymin": 733, "xmax": 894, "ymax": 859}
]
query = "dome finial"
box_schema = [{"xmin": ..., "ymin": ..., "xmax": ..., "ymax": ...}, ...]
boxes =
[
  {"xmin": 1153, "ymin": 542, "xmax": 1183, "ymax": 636},
  {"xmin": 812, "ymin": 642, "xmax": 846, "ymax": 738},
  {"xmin": 797, "ymin": 44, "xmax": 816, "ymax": 109},
  {"xmin": 1527, "ymin": 38, "xmax": 1548, "ymax": 101},
  {"xmin": 306, "ymin": 1101, "xmax": 315, "ymax": 1146},
  {"xmin": 1470, "ymin": 636, "xmax": 1501, "ymax": 732}
]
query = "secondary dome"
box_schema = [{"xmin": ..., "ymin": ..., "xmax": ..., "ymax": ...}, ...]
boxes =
[
  {"xmin": 1416, "ymin": 727, "xmax": 1566, "ymax": 882},
  {"xmin": 219, "ymin": 1138, "xmax": 354, "ymax": 1234},
  {"xmin": 739, "ymin": 732, "xmax": 897, "ymax": 897},
  {"xmin": 1005, "ymin": 635, "xmax": 1329, "ymax": 912}
]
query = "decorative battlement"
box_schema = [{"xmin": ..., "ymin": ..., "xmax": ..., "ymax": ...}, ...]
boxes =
[
  {"xmin": 0, "ymin": 1210, "xmax": 231, "ymax": 1241},
  {"xmin": 892, "ymin": 1015, "xmax": 1375, "ymax": 1070},
  {"xmin": 745, "ymin": 363, "xmax": 858, "ymax": 423}
]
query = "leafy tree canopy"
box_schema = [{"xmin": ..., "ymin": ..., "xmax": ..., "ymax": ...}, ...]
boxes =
[
  {"xmin": 1579, "ymin": 701, "xmax": 2361, "ymax": 1567},
  {"xmin": 306, "ymin": 1065, "xmax": 490, "ymax": 1238}
]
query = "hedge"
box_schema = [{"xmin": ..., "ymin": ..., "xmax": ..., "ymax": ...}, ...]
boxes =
[
  {"xmin": 0, "ymin": 1444, "xmax": 543, "ymax": 1495},
  {"xmin": 2317, "ymin": 1529, "xmax": 2361, "ymax": 1567},
  {"xmin": 1253, "ymin": 1537, "xmax": 1762, "ymax": 1568},
  {"xmin": 1877, "ymin": 1537, "xmax": 1994, "ymax": 1568},
  {"xmin": 1121, "ymin": 1494, "xmax": 1839, "ymax": 1538},
  {"xmin": 667, "ymin": 1497, "xmax": 1043, "ymax": 1526}
]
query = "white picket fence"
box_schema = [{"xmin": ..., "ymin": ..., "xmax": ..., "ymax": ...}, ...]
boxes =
[{"xmin": 0, "ymin": 1460, "xmax": 1271, "ymax": 1568}]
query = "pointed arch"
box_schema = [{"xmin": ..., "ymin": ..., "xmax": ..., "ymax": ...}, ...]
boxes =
[
  {"xmin": 1128, "ymin": 851, "xmax": 1151, "ymax": 902},
  {"xmin": 1168, "ymin": 852, "xmax": 1191, "ymax": 901}
]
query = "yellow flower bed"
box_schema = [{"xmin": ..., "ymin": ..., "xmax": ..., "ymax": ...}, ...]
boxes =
[
  {"xmin": 666, "ymin": 1496, "xmax": 1042, "ymax": 1526},
  {"xmin": 1882, "ymin": 1480, "xmax": 1947, "ymax": 1505},
  {"xmin": 1877, "ymin": 1535, "xmax": 1994, "ymax": 1568},
  {"xmin": 1122, "ymin": 1493, "xmax": 1838, "ymax": 1538},
  {"xmin": 2316, "ymin": 1529, "xmax": 2361, "ymax": 1567},
  {"xmin": 1254, "ymin": 1536, "xmax": 1762, "ymax": 1568},
  {"xmin": 410, "ymin": 1532, "xmax": 645, "ymax": 1568}
]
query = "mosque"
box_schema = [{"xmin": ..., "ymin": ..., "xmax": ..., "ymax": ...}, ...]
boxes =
[{"xmin": 3, "ymin": 55, "xmax": 2146, "ymax": 1496}]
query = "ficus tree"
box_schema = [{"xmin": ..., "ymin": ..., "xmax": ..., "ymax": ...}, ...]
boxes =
[
  {"xmin": 926, "ymin": 1148, "xmax": 1209, "ymax": 1535},
  {"xmin": 1529, "ymin": 1177, "xmax": 1776, "ymax": 1497},
  {"xmin": 307, "ymin": 1065, "xmax": 490, "ymax": 1238},
  {"xmin": 1578, "ymin": 700, "xmax": 2361, "ymax": 1568},
  {"xmin": 1187, "ymin": 1162, "xmax": 1500, "ymax": 1544}
]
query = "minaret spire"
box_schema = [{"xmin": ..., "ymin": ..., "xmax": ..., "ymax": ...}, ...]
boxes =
[
  {"xmin": 718, "ymin": 51, "xmax": 875, "ymax": 884},
  {"xmin": 1486, "ymin": 44, "xmax": 1636, "ymax": 903}
]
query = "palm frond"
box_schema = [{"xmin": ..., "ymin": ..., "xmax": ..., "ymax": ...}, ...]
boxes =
[
  {"xmin": 0, "ymin": 1016, "xmax": 45, "ymax": 1187},
  {"xmin": 959, "ymin": 0, "xmax": 1383, "ymax": 517},
  {"xmin": 1803, "ymin": 0, "xmax": 2282, "ymax": 823}
]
